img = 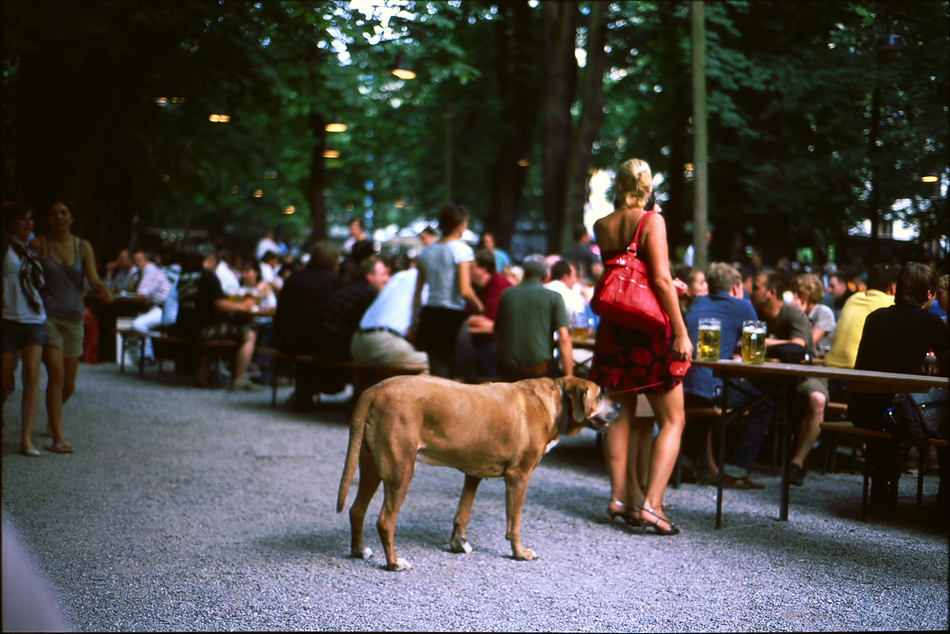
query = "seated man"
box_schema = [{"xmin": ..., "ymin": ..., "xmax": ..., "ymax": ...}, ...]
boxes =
[
  {"xmin": 319, "ymin": 256, "xmax": 390, "ymax": 367},
  {"xmin": 461, "ymin": 248, "xmax": 512, "ymax": 378},
  {"xmin": 130, "ymin": 250, "xmax": 176, "ymax": 364},
  {"xmin": 271, "ymin": 241, "xmax": 342, "ymax": 410},
  {"xmin": 544, "ymin": 259, "xmax": 593, "ymax": 374},
  {"xmin": 494, "ymin": 255, "xmax": 572, "ymax": 382},
  {"xmin": 104, "ymin": 248, "xmax": 137, "ymax": 293},
  {"xmin": 751, "ymin": 269, "xmax": 822, "ymax": 487},
  {"xmin": 849, "ymin": 262, "xmax": 949, "ymax": 518},
  {"xmin": 560, "ymin": 224, "xmax": 603, "ymax": 283},
  {"xmin": 683, "ymin": 262, "xmax": 773, "ymax": 488},
  {"xmin": 173, "ymin": 246, "xmax": 259, "ymax": 391},
  {"xmin": 351, "ymin": 260, "xmax": 429, "ymax": 368}
]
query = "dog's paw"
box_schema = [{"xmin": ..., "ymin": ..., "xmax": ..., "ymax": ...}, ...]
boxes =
[
  {"xmin": 385, "ymin": 558, "xmax": 412, "ymax": 572},
  {"xmin": 351, "ymin": 547, "xmax": 373, "ymax": 560},
  {"xmin": 513, "ymin": 549, "xmax": 538, "ymax": 561},
  {"xmin": 449, "ymin": 538, "xmax": 473, "ymax": 554}
]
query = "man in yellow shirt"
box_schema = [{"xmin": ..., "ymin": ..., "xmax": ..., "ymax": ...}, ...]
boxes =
[{"xmin": 824, "ymin": 263, "xmax": 899, "ymax": 370}]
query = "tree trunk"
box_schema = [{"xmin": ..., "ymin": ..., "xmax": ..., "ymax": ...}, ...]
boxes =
[
  {"xmin": 561, "ymin": 1, "xmax": 609, "ymax": 252},
  {"xmin": 488, "ymin": 1, "xmax": 539, "ymax": 252},
  {"xmin": 540, "ymin": 2, "xmax": 578, "ymax": 254}
]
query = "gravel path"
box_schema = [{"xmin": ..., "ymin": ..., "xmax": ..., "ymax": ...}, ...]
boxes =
[{"xmin": 2, "ymin": 364, "xmax": 947, "ymax": 632}]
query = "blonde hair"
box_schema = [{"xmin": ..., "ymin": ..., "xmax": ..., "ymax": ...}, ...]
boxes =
[
  {"xmin": 614, "ymin": 158, "xmax": 653, "ymax": 210},
  {"xmin": 794, "ymin": 273, "xmax": 824, "ymax": 304}
]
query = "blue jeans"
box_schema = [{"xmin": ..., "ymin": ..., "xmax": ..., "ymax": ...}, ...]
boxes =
[{"xmin": 715, "ymin": 378, "xmax": 774, "ymax": 476}]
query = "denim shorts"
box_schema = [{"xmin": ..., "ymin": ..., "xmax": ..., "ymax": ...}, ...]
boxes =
[{"xmin": 2, "ymin": 319, "xmax": 48, "ymax": 352}]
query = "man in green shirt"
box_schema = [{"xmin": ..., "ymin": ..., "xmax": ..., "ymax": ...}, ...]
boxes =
[{"xmin": 494, "ymin": 255, "xmax": 573, "ymax": 382}]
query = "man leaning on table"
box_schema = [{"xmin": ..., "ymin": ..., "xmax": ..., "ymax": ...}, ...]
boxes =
[
  {"xmin": 684, "ymin": 263, "xmax": 774, "ymax": 489},
  {"xmin": 751, "ymin": 268, "xmax": 823, "ymax": 487},
  {"xmin": 848, "ymin": 262, "xmax": 949, "ymax": 521}
]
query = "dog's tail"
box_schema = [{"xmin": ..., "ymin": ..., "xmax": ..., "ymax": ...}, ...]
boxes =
[{"xmin": 337, "ymin": 388, "xmax": 372, "ymax": 513}]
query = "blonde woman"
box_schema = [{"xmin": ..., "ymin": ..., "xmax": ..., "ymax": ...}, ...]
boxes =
[
  {"xmin": 30, "ymin": 201, "xmax": 112, "ymax": 453},
  {"xmin": 589, "ymin": 158, "xmax": 692, "ymax": 535}
]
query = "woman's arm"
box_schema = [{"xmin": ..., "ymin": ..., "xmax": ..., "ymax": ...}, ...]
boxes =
[
  {"xmin": 641, "ymin": 214, "xmax": 692, "ymax": 360},
  {"xmin": 457, "ymin": 261, "xmax": 484, "ymax": 314},
  {"xmin": 408, "ymin": 265, "xmax": 427, "ymax": 342},
  {"xmin": 80, "ymin": 240, "xmax": 113, "ymax": 304}
]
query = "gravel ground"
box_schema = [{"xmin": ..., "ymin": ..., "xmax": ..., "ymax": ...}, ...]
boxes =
[{"xmin": 2, "ymin": 363, "xmax": 947, "ymax": 632}]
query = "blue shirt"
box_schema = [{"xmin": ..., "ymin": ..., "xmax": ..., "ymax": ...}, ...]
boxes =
[{"xmin": 683, "ymin": 292, "xmax": 758, "ymax": 400}]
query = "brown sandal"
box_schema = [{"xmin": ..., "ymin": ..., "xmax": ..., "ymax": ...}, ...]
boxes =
[{"xmin": 46, "ymin": 442, "xmax": 74, "ymax": 454}]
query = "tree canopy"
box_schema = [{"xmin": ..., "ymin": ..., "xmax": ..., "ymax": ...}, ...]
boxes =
[{"xmin": 3, "ymin": 0, "xmax": 947, "ymax": 267}]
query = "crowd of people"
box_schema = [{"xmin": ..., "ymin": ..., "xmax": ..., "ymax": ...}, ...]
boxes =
[{"xmin": 4, "ymin": 166, "xmax": 948, "ymax": 527}]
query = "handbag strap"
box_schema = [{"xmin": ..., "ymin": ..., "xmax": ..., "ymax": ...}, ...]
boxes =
[{"xmin": 625, "ymin": 211, "xmax": 656, "ymax": 257}]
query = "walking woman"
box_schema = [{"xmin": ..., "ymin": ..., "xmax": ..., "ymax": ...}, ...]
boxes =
[
  {"xmin": 2, "ymin": 202, "xmax": 49, "ymax": 456},
  {"xmin": 30, "ymin": 200, "xmax": 112, "ymax": 453},
  {"xmin": 410, "ymin": 203, "xmax": 483, "ymax": 378},
  {"xmin": 589, "ymin": 159, "xmax": 692, "ymax": 535}
]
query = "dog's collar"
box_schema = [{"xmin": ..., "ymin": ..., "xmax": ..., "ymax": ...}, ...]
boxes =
[{"xmin": 558, "ymin": 386, "xmax": 570, "ymax": 436}]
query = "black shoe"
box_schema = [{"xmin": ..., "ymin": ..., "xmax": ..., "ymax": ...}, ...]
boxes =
[
  {"xmin": 789, "ymin": 463, "xmax": 805, "ymax": 487},
  {"xmin": 722, "ymin": 475, "xmax": 766, "ymax": 490}
]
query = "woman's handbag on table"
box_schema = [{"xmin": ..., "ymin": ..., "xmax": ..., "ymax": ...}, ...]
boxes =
[{"xmin": 590, "ymin": 211, "xmax": 669, "ymax": 336}]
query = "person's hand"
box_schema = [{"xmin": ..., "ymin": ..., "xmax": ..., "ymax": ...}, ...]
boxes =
[
  {"xmin": 672, "ymin": 332, "xmax": 692, "ymax": 362},
  {"xmin": 672, "ymin": 278, "xmax": 689, "ymax": 295},
  {"xmin": 99, "ymin": 288, "xmax": 114, "ymax": 306}
]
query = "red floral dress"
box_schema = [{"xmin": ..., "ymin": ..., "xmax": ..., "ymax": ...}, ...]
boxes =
[{"xmin": 588, "ymin": 249, "xmax": 682, "ymax": 395}]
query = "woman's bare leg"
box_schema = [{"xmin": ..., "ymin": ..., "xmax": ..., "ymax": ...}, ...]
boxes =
[
  {"xmin": 17, "ymin": 346, "xmax": 43, "ymax": 451},
  {"xmin": 602, "ymin": 392, "xmax": 639, "ymax": 507},
  {"xmin": 43, "ymin": 345, "xmax": 67, "ymax": 445},
  {"xmin": 643, "ymin": 384, "xmax": 686, "ymax": 521},
  {"xmin": 61, "ymin": 356, "xmax": 80, "ymax": 405}
]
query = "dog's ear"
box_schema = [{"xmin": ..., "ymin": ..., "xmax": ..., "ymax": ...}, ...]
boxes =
[{"xmin": 569, "ymin": 381, "xmax": 589, "ymax": 422}]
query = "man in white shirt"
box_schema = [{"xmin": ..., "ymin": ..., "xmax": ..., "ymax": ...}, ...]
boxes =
[
  {"xmin": 130, "ymin": 250, "xmax": 172, "ymax": 363},
  {"xmin": 544, "ymin": 259, "xmax": 591, "ymax": 373},
  {"xmin": 544, "ymin": 259, "xmax": 587, "ymax": 323},
  {"xmin": 350, "ymin": 264, "xmax": 429, "ymax": 367},
  {"xmin": 215, "ymin": 250, "xmax": 242, "ymax": 296}
]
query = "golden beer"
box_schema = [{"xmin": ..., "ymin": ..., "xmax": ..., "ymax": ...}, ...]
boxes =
[
  {"xmin": 742, "ymin": 320, "xmax": 767, "ymax": 364},
  {"xmin": 570, "ymin": 326, "xmax": 590, "ymax": 340},
  {"xmin": 697, "ymin": 318, "xmax": 721, "ymax": 361}
]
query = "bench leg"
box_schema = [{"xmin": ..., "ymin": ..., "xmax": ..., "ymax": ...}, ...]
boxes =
[{"xmin": 138, "ymin": 336, "xmax": 146, "ymax": 376}]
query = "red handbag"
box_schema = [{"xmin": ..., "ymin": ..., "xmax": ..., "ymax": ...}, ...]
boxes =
[{"xmin": 590, "ymin": 211, "xmax": 669, "ymax": 336}]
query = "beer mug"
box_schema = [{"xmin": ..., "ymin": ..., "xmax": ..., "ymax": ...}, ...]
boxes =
[
  {"xmin": 742, "ymin": 320, "xmax": 767, "ymax": 365},
  {"xmin": 697, "ymin": 317, "xmax": 721, "ymax": 361}
]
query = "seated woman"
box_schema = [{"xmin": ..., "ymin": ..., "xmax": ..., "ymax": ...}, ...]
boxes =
[{"xmin": 791, "ymin": 273, "xmax": 836, "ymax": 359}]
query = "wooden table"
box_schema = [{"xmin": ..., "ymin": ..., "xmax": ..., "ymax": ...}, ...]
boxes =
[{"xmin": 693, "ymin": 359, "xmax": 948, "ymax": 528}]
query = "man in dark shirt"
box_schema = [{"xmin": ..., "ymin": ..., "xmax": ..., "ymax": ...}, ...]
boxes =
[
  {"xmin": 850, "ymin": 262, "xmax": 949, "ymax": 517},
  {"xmin": 751, "ymin": 268, "xmax": 824, "ymax": 486},
  {"xmin": 174, "ymin": 246, "xmax": 258, "ymax": 389},
  {"xmin": 684, "ymin": 263, "xmax": 772, "ymax": 488},
  {"xmin": 320, "ymin": 257, "xmax": 390, "ymax": 362},
  {"xmin": 271, "ymin": 241, "xmax": 342, "ymax": 409},
  {"xmin": 560, "ymin": 225, "xmax": 602, "ymax": 283}
]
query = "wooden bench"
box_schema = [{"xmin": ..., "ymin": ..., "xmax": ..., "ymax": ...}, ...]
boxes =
[
  {"xmin": 116, "ymin": 328, "xmax": 237, "ymax": 386},
  {"xmin": 116, "ymin": 328, "xmax": 184, "ymax": 376},
  {"xmin": 255, "ymin": 347, "xmax": 428, "ymax": 408},
  {"xmin": 819, "ymin": 420, "xmax": 948, "ymax": 520}
]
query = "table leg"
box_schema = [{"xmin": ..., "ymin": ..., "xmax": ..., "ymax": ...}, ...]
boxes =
[
  {"xmin": 780, "ymin": 379, "xmax": 794, "ymax": 521},
  {"xmin": 716, "ymin": 380, "xmax": 729, "ymax": 529}
]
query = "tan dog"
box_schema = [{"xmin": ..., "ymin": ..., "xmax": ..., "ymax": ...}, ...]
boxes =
[{"xmin": 337, "ymin": 375, "xmax": 615, "ymax": 571}]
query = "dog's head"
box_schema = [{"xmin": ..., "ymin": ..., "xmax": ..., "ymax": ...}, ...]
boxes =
[{"xmin": 556, "ymin": 377, "xmax": 619, "ymax": 435}]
